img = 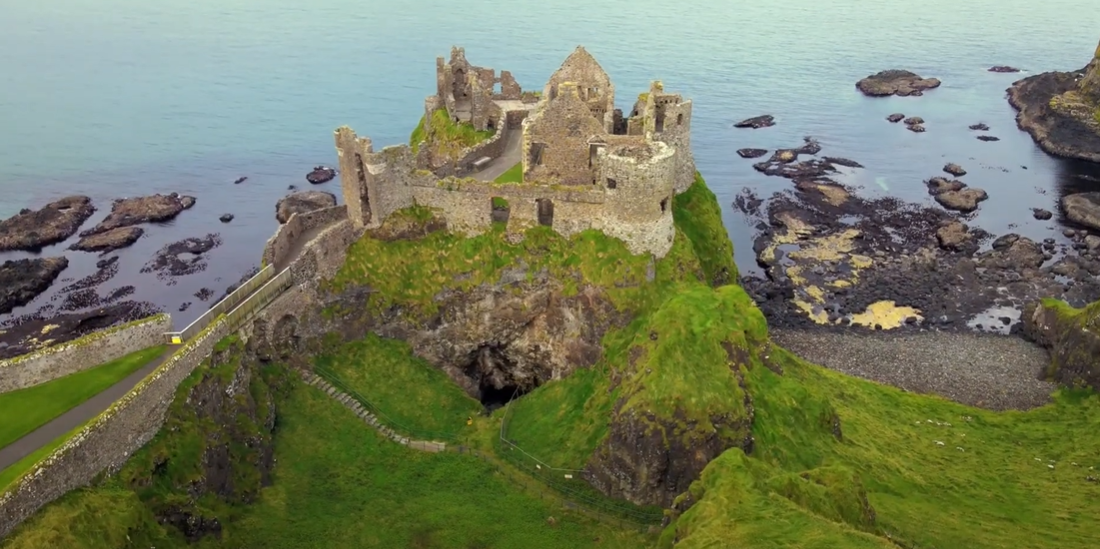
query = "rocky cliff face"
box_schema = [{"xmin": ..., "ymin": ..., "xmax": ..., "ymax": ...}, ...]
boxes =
[
  {"xmin": 1007, "ymin": 38, "xmax": 1100, "ymax": 163},
  {"xmin": 108, "ymin": 338, "xmax": 284, "ymax": 542},
  {"xmin": 1021, "ymin": 298, "xmax": 1100, "ymax": 391}
]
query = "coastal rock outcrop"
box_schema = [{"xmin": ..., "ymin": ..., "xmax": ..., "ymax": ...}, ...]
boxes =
[
  {"xmin": 856, "ymin": 70, "xmax": 941, "ymax": 97},
  {"xmin": 1007, "ymin": 39, "xmax": 1100, "ymax": 163},
  {"xmin": 1062, "ymin": 192, "xmax": 1100, "ymax": 230},
  {"xmin": 0, "ymin": 196, "xmax": 95, "ymax": 252},
  {"xmin": 989, "ymin": 66, "xmax": 1021, "ymax": 73},
  {"xmin": 0, "ymin": 257, "xmax": 69, "ymax": 315},
  {"xmin": 1022, "ymin": 298, "xmax": 1100, "ymax": 391},
  {"xmin": 69, "ymin": 226, "xmax": 144, "ymax": 253},
  {"xmin": 275, "ymin": 191, "xmax": 337, "ymax": 224},
  {"xmin": 80, "ymin": 193, "xmax": 196, "ymax": 236}
]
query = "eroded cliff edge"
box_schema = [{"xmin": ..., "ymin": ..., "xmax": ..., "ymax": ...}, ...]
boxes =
[{"xmin": 1007, "ymin": 39, "xmax": 1100, "ymax": 163}]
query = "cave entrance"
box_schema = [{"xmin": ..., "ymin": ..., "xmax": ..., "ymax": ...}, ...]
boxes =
[
  {"xmin": 464, "ymin": 343, "xmax": 541, "ymax": 413},
  {"xmin": 479, "ymin": 382, "xmax": 528, "ymax": 413}
]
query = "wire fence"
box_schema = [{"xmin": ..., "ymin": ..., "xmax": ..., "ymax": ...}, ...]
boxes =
[{"xmin": 312, "ymin": 365, "xmax": 666, "ymax": 527}]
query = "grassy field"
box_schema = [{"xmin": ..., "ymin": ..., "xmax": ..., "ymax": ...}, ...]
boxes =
[
  {"xmin": 0, "ymin": 345, "xmax": 165, "ymax": 450},
  {"xmin": 494, "ymin": 162, "xmax": 523, "ymax": 184},
  {"xmin": 313, "ymin": 333, "xmax": 482, "ymax": 441},
  {"xmin": 197, "ymin": 380, "xmax": 652, "ymax": 549},
  {"xmin": 410, "ymin": 108, "xmax": 494, "ymax": 157}
]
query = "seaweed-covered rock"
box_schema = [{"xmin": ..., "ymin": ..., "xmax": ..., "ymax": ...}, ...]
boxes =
[
  {"xmin": 0, "ymin": 257, "xmax": 68, "ymax": 315},
  {"xmin": 0, "ymin": 196, "xmax": 95, "ymax": 252},
  {"xmin": 69, "ymin": 226, "xmax": 144, "ymax": 253},
  {"xmin": 81, "ymin": 193, "xmax": 196, "ymax": 236}
]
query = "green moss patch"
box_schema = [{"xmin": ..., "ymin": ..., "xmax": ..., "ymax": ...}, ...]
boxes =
[
  {"xmin": 410, "ymin": 108, "xmax": 494, "ymax": 157},
  {"xmin": 494, "ymin": 162, "xmax": 524, "ymax": 184},
  {"xmin": 0, "ymin": 345, "xmax": 165, "ymax": 450},
  {"xmin": 673, "ymin": 173, "xmax": 737, "ymax": 285},
  {"xmin": 313, "ymin": 333, "xmax": 482, "ymax": 441}
]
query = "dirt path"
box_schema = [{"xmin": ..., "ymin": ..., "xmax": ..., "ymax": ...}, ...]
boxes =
[
  {"xmin": 470, "ymin": 128, "xmax": 522, "ymax": 182},
  {"xmin": 0, "ymin": 216, "xmax": 342, "ymax": 476},
  {"xmin": 771, "ymin": 328, "xmax": 1055, "ymax": 411}
]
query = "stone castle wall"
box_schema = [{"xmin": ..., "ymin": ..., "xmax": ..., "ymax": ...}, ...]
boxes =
[
  {"xmin": 0, "ymin": 314, "xmax": 171, "ymax": 394},
  {"xmin": 262, "ymin": 205, "xmax": 349, "ymax": 269},
  {"xmin": 0, "ymin": 317, "xmax": 230, "ymax": 539}
]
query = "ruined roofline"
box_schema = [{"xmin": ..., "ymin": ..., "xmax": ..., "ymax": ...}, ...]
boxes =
[{"xmin": 602, "ymin": 140, "xmax": 674, "ymax": 165}]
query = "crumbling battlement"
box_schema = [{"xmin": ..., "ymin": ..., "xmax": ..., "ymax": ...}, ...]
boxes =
[
  {"xmin": 435, "ymin": 46, "xmax": 526, "ymax": 132},
  {"xmin": 334, "ymin": 45, "xmax": 698, "ymax": 258}
]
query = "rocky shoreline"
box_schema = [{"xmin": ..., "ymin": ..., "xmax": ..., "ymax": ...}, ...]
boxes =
[
  {"xmin": 735, "ymin": 137, "xmax": 1100, "ymax": 336},
  {"xmin": 0, "ymin": 174, "xmax": 341, "ymax": 355}
]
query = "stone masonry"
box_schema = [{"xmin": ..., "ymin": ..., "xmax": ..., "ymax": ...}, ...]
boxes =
[{"xmin": 334, "ymin": 46, "xmax": 697, "ymax": 258}]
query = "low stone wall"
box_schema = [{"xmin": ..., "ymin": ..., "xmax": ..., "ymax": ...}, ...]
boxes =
[
  {"xmin": 0, "ymin": 316, "xmax": 230, "ymax": 539},
  {"xmin": 261, "ymin": 205, "xmax": 348, "ymax": 269},
  {"xmin": 0, "ymin": 314, "xmax": 171, "ymax": 394}
]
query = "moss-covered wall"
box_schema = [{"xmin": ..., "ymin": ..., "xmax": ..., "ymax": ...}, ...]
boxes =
[{"xmin": 0, "ymin": 314, "xmax": 171, "ymax": 394}]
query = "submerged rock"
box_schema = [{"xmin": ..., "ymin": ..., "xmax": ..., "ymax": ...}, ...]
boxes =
[
  {"xmin": 1032, "ymin": 208, "xmax": 1053, "ymax": 220},
  {"xmin": 306, "ymin": 166, "xmax": 337, "ymax": 184},
  {"xmin": 0, "ymin": 257, "xmax": 68, "ymax": 315},
  {"xmin": 736, "ymin": 148, "xmax": 768, "ymax": 159},
  {"xmin": 989, "ymin": 65, "xmax": 1021, "ymax": 73},
  {"xmin": 969, "ymin": 122, "xmax": 990, "ymax": 131},
  {"xmin": 856, "ymin": 70, "xmax": 941, "ymax": 97},
  {"xmin": 0, "ymin": 195, "xmax": 96, "ymax": 252},
  {"xmin": 275, "ymin": 191, "xmax": 337, "ymax": 224},
  {"xmin": 69, "ymin": 226, "xmax": 144, "ymax": 253},
  {"xmin": 733, "ymin": 115, "xmax": 775, "ymax": 129},
  {"xmin": 219, "ymin": 214, "xmax": 234, "ymax": 223},
  {"xmin": 976, "ymin": 135, "xmax": 1001, "ymax": 142},
  {"xmin": 1062, "ymin": 192, "xmax": 1100, "ymax": 230},
  {"xmin": 81, "ymin": 193, "xmax": 196, "ymax": 236},
  {"xmin": 886, "ymin": 113, "xmax": 905, "ymax": 123}
]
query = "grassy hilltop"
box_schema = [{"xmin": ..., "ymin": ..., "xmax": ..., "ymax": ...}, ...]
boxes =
[{"xmin": 4, "ymin": 174, "xmax": 1100, "ymax": 548}]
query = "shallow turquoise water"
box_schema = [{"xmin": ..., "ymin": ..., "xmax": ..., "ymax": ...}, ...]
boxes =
[{"xmin": 2, "ymin": 0, "xmax": 1100, "ymax": 326}]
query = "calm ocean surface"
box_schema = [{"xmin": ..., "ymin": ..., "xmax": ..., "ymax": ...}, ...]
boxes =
[{"xmin": 3, "ymin": 0, "xmax": 1100, "ymax": 327}]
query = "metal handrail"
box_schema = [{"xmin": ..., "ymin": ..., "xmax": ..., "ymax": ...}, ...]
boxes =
[{"xmin": 163, "ymin": 265, "xmax": 276, "ymax": 344}]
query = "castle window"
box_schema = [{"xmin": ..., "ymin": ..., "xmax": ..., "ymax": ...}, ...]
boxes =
[
  {"xmin": 530, "ymin": 142, "xmax": 546, "ymax": 167},
  {"xmin": 655, "ymin": 112, "xmax": 665, "ymax": 133},
  {"xmin": 606, "ymin": 177, "xmax": 617, "ymax": 189},
  {"xmin": 677, "ymin": 113, "xmax": 683, "ymax": 125},
  {"xmin": 537, "ymin": 199, "xmax": 554, "ymax": 227},
  {"xmin": 660, "ymin": 197, "xmax": 669, "ymax": 213}
]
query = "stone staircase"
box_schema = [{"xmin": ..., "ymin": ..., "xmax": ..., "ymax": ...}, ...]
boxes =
[{"xmin": 298, "ymin": 370, "xmax": 446, "ymax": 453}]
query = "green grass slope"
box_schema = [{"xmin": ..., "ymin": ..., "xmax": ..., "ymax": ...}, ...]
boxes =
[{"xmin": 0, "ymin": 345, "xmax": 165, "ymax": 450}]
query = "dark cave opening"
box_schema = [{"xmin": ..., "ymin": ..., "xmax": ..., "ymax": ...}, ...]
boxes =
[{"xmin": 464, "ymin": 343, "xmax": 540, "ymax": 413}]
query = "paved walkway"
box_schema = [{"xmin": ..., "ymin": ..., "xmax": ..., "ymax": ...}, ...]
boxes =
[
  {"xmin": 0, "ymin": 216, "xmax": 341, "ymax": 476},
  {"xmin": 470, "ymin": 127, "xmax": 523, "ymax": 182}
]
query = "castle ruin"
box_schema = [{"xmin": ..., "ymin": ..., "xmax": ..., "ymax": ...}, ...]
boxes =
[{"xmin": 334, "ymin": 45, "xmax": 697, "ymax": 258}]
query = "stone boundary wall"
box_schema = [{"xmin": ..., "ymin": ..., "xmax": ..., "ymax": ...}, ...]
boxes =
[
  {"xmin": 0, "ymin": 316, "xmax": 230, "ymax": 539},
  {"xmin": 262, "ymin": 205, "xmax": 348, "ymax": 270},
  {"xmin": 0, "ymin": 314, "xmax": 171, "ymax": 394}
]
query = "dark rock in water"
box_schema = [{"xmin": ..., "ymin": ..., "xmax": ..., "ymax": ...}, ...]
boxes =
[
  {"xmin": 82, "ymin": 193, "xmax": 196, "ymax": 237},
  {"xmin": 0, "ymin": 257, "xmax": 69, "ymax": 315},
  {"xmin": 288, "ymin": 184, "xmax": 297, "ymax": 190},
  {"xmin": 969, "ymin": 122, "xmax": 990, "ymax": 131},
  {"xmin": 69, "ymin": 226, "xmax": 144, "ymax": 253},
  {"xmin": 926, "ymin": 177, "xmax": 967, "ymax": 195},
  {"xmin": 1007, "ymin": 42, "xmax": 1100, "ymax": 163},
  {"xmin": 856, "ymin": 70, "xmax": 941, "ymax": 97},
  {"xmin": 141, "ymin": 234, "xmax": 223, "ymax": 281},
  {"xmin": 823, "ymin": 156, "xmax": 864, "ymax": 169},
  {"xmin": 234, "ymin": 176, "xmax": 247, "ymax": 184},
  {"xmin": 943, "ymin": 163, "xmax": 967, "ymax": 176},
  {"xmin": 219, "ymin": 213, "xmax": 234, "ymax": 223},
  {"xmin": 904, "ymin": 116, "xmax": 924, "ymax": 126},
  {"xmin": 1062, "ymin": 192, "xmax": 1100, "ymax": 230},
  {"xmin": 306, "ymin": 166, "xmax": 336, "ymax": 184},
  {"xmin": 734, "ymin": 115, "xmax": 775, "ymax": 129},
  {"xmin": 976, "ymin": 135, "xmax": 1001, "ymax": 142},
  {"xmin": 886, "ymin": 113, "xmax": 905, "ymax": 123},
  {"xmin": 935, "ymin": 188, "xmax": 988, "ymax": 212},
  {"xmin": 1032, "ymin": 208, "xmax": 1054, "ymax": 220},
  {"xmin": 907, "ymin": 124, "xmax": 926, "ymax": 133},
  {"xmin": 194, "ymin": 288, "xmax": 215, "ymax": 301},
  {"xmin": 179, "ymin": 301, "xmax": 191, "ymax": 312},
  {"xmin": 0, "ymin": 196, "xmax": 96, "ymax": 252},
  {"xmin": 275, "ymin": 191, "xmax": 338, "ymax": 224},
  {"xmin": 989, "ymin": 66, "xmax": 1021, "ymax": 73},
  {"xmin": 736, "ymin": 148, "xmax": 768, "ymax": 159}
]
